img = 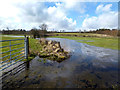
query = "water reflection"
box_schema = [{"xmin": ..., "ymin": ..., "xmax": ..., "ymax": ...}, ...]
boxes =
[{"xmin": 2, "ymin": 38, "xmax": 119, "ymax": 88}]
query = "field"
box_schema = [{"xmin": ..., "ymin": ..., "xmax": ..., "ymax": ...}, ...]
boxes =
[
  {"xmin": 0, "ymin": 34, "xmax": 119, "ymax": 88},
  {"xmin": 0, "ymin": 33, "xmax": 119, "ymax": 63},
  {"xmin": 49, "ymin": 32, "xmax": 114, "ymax": 37},
  {"xmin": 48, "ymin": 36, "xmax": 119, "ymax": 50}
]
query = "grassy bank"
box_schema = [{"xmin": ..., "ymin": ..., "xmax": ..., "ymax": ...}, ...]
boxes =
[
  {"xmin": 1, "ymin": 35, "xmax": 68, "ymax": 63},
  {"xmin": 29, "ymin": 38, "xmax": 42, "ymax": 56},
  {"xmin": 48, "ymin": 36, "xmax": 119, "ymax": 50}
]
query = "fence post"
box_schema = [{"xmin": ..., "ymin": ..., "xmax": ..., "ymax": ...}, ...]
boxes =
[
  {"xmin": 25, "ymin": 36, "xmax": 29, "ymax": 69},
  {"xmin": 25, "ymin": 37, "xmax": 28, "ymax": 60},
  {"xmin": 27, "ymin": 37, "xmax": 29, "ymax": 55}
]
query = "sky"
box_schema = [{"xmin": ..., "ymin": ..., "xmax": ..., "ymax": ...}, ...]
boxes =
[{"xmin": 0, "ymin": 0, "xmax": 119, "ymax": 31}]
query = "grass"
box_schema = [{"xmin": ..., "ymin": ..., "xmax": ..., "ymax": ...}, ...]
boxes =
[
  {"xmin": 0, "ymin": 34, "xmax": 119, "ymax": 64},
  {"xmin": 48, "ymin": 36, "xmax": 119, "ymax": 50},
  {"xmin": 29, "ymin": 38, "xmax": 42, "ymax": 55},
  {"xmin": 0, "ymin": 35, "xmax": 39, "ymax": 63},
  {"xmin": 50, "ymin": 33, "xmax": 113, "ymax": 37},
  {"xmin": 1, "ymin": 36, "xmax": 24, "ymax": 62},
  {"xmin": 0, "ymin": 35, "xmax": 61, "ymax": 63}
]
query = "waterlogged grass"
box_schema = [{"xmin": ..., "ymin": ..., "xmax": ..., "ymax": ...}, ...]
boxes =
[
  {"xmin": 49, "ymin": 36, "xmax": 119, "ymax": 50},
  {"xmin": 51, "ymin": 33, "xmax": 113, "ymax": 37},
  {"xmin": 52, "ymin": 32, "xmax": 99, "ymax": 35}
]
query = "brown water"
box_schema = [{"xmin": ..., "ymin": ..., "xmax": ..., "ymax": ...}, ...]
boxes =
[{"xmin": 2, "ymin": 38, "xmax": 119, "ymax": 88}]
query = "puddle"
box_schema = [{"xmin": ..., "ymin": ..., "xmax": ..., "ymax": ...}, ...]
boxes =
[{"xmin": 2, "ymin": 38, "xmax": 119, "ymax": 88}]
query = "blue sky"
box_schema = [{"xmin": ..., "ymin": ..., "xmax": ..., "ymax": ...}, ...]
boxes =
[{"xmin": 0, "ymin": 0, "xmax": 118, "ymax": 31}]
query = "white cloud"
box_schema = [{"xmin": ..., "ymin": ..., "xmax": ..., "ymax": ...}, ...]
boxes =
[
  {"xmin": 96, "ymin": 4, "xmax": 112, "ymax": 13},
  {"xmin": 0, "ymin": 0, "xmax": 77, "ymax": 31},
  {"xmin": 0, "ymin": 1, "xmax": 117, "ymax": 31},
  {"xmin": 63, "ymin": 0, "xmax": 86, "ymax": 14},
  {"xmin": 46, "ymin": 4, "xmax": 76, "ymax": 31},
  {"xmin": 82, "ymin": 4, "xmax": 118, "ymax": 30}
]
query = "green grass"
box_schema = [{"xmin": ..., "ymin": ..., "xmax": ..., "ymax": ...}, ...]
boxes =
[
  {"xmin": 0, "ymin": 34, "xmax": 119, "ymax": 64},
  {"xmin": 29, "ymin": 38, "xmax": 42, "ymax": 55},
  {"xmin": 2, "ymin": 34, "xmax": 31, "ymax": 36},
  {"xmin": 1, "ymin": 36, "xmax": 24, "ymax": 62},
  {"xmin": 50, "ymin": 33, "xmax": 113, "ymax": 37},
  {"xmin": 0, "ymin": 35, "xmax": 39, "ymax": 63},
  {"xmin": 49, "ymin": 36, "xmax": 119, "ymax": 50}
]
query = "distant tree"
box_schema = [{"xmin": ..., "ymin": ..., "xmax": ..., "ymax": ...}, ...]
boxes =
[
  {"xmin": 62, "ymin": 30, "xmax": 65, "ymax": 32},
  {"xmin": 23, "ymin": 29, "xmax": 26, "ymax": 32},
  {"xmin": 53, "ymin": 28, "xmax": 54, "ymax": 31},
  {"xmin": 39, "ymin": 23, "xmax": 48, "ymax": 31},
  {"xmin": 117, "ymin": 30, "xmax": 120, "ymax": 36},
  {"xmin": 6, "ymin": 27, "xmax": 9, "ymax": 30},
  {"xmin": 59, "ymin": 30, "xmax": 63, "ymax": 32},
  {"xmin": 39, "ymin": 23, "xmax": 48, "ymax": 37},
  {"xmin": 84, "ymin": 30, "xmax": 86, "ymax": 33},
  {"xmin": 30, "ymin": 27, "xmax": 39, "ymax": 38},
  {"xmin": 79, "ymin": 29, "xmax": 81, "ymax": 33}
]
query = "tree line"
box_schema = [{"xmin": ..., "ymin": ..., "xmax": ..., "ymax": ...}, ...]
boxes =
[
  {"xmin": 0, "ymin": 24, "xmax": 120, "ymax": 37},
  {"xmin": 0, "ymin": 24, "xmax": 48, "ymax": 38},
  {"xmin": 85, "ymin": 29, "xmax": 120, "ymax": 36}
]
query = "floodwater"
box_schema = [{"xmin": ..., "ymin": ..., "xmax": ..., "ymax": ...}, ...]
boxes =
[
  {"xmin": 2, "ymin": 35, "xmax": 24, "ymax": 37},
  {"xmin": 2, "ymin": 38, "xmax": 119, "ymax": 88}
]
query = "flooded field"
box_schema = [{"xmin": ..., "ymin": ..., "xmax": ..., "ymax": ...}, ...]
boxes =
[
  {"xmin": 2, "ymin": 38, "xmax": 119, "ymax": 88},
  {"xmin": 2, "ymin": 35, "xmax": 24, "ymax": 37}
]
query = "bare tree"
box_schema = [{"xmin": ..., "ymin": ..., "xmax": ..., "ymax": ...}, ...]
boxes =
[
  {"xmin": 6, "ymin": 27, "xmax": 9, "ymax": 30},
  {"xmin": 84, "ymin": 30, "xmax": 86, "ymax": 33},
  {"xmin": 39, "ymin": 23, "xmax": 48, "ymax": 31},
  {"xmin": 39, "ymin": 23, "xmax": 48, "ymax": 37},
  {"xmin": 79, "ymin": 29, "xmax": 81, "ymax": 33}
]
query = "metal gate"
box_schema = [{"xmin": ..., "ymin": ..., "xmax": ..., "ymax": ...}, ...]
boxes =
[{"xmin": 0, "ymin": 37, "xmax": 29, "ymax": 72}]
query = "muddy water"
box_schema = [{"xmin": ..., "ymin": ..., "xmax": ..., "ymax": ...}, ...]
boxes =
[{"xmin": 2, "ymin": 38, "xmax": 119, "ymax": 88}]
